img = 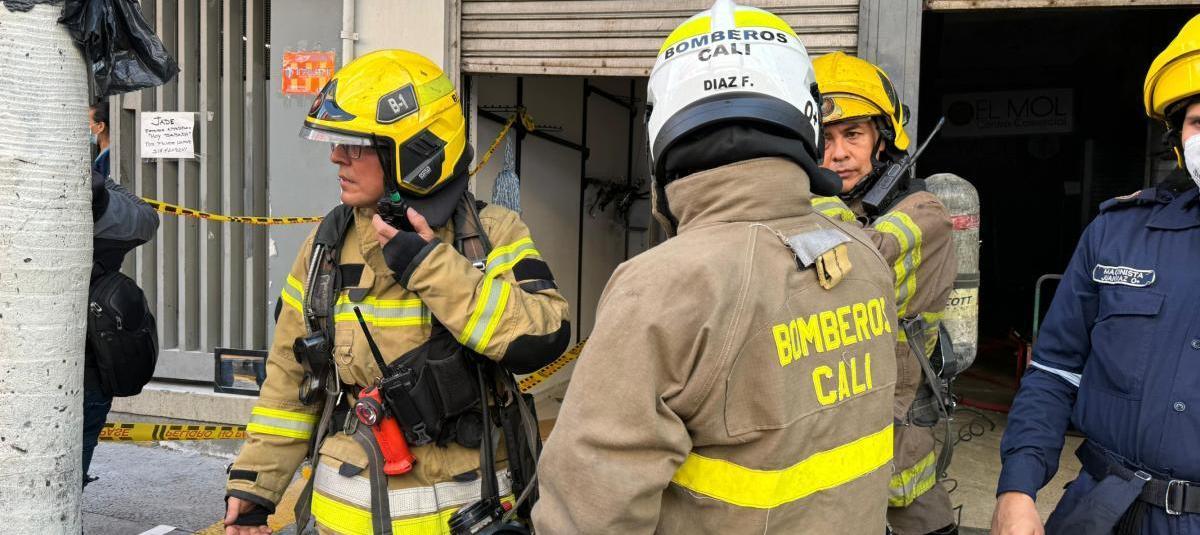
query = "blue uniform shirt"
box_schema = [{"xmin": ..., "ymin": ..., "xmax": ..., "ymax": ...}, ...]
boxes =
[{"xmin": 999, "ymin": 182, "xmax": 1200, "ymax": 499}]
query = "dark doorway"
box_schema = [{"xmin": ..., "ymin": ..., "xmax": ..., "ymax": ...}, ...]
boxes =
[{"xmin": 917, "ymin": 7, "xmax": 1197, "ymax": 403}]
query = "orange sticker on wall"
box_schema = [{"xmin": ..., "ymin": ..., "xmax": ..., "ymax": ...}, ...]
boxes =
[{"xmin": 281, "ymin": 51, "xmax": 336, "ymax": 95}]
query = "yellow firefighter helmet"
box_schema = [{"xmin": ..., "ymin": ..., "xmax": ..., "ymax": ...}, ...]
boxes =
[
  {"xmin": 300, "ymin": 50, "xmax": 467, "ymax": 197},
  {"xmin": 813, "ymin": 51, "xmax": 910, "ymax": 153}
]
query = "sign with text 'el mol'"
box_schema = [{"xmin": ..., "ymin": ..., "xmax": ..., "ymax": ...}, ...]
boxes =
[{"xmin": 942, "ymin": 89, "xmax": 1073, "ymax": 138}]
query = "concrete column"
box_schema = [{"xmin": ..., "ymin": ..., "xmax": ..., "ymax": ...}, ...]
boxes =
[
  {"xmin": 858, "ymin": 0, "xmax": 924, "ymax": 135},
  {"xmin": 0, "ymin": 3, "xmax": 91, "ymax": 532}
]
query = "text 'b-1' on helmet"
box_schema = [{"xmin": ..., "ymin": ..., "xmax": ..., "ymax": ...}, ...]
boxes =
[
  {"xmin": 813, "ymin": 51, "xmax": 910, "ymax": 154},
  {"xmin": 645, "ymin": 0, "xmax": 840, "ymax": 196},
  {"xmin": 300, "ymin": 49, "xmax": 468, "ymax": 197}
]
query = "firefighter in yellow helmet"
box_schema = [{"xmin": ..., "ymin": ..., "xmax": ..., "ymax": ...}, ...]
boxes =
[
  {"xmin": 222, "ymin": 50, "xmax": 569, "ymax": 534},
  {"xmin": 992, "ymin": 15, "xmax": 1200, "ymax": 535},
  {"xmin": 534, "ymin": 1, "xmax": 899, "ymax": 533},
  {"xmin": 811, "ymin": 52, "xmax": 958, "ymax": 535}
]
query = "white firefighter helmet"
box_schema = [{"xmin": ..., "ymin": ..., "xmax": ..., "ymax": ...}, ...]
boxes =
[{"xmin": 646, "ymin": 0, "xmax": 836, "ymax": 195}]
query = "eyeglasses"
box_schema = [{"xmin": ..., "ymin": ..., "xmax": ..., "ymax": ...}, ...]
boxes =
[{"xmin": 330, "ymin": 143, "xmax": 369, "ymax": 160}]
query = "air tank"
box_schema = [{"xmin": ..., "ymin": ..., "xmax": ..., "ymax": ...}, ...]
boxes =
[{"xmin": 926, "ymin": 173, "xmax": 980, "ymax": 374}]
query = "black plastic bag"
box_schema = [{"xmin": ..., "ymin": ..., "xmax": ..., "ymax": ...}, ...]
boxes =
[{"xmin": 59, "ymin": 0, "xmax": 178, "ymax": 102}]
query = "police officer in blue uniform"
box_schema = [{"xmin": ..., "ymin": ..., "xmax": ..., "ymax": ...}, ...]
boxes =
[{"xmin": 992, "ymin": 15, "xmax": 1200, "ymax": 535}]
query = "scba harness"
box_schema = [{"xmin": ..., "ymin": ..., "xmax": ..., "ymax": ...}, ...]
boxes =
[{"xmin": 291, "ymin": 193, "xmax": 540, "ymax": 534}]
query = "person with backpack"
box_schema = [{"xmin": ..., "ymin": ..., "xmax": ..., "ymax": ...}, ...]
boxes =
[
  {"xmin": 222, "ymin": 50, "xmax": 569, "ymax": 534},
  {"xmin": 83, "ymin": 99, "xmax": 161, "ymax": 486},
  {"xmin": 809, "ymin": 53, "xmax": 958, "ymax": 535}
]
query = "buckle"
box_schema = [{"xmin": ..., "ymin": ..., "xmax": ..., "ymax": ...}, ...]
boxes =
[
  {"xmin": 1165, "ymin": 479, "xmax": 1185, "ymax": 516},
  {"xmin": 1133, "ymin": 470, "xmax": 1152, "ymax": 482}
]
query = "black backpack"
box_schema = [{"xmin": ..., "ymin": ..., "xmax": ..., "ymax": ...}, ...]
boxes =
[{"xmin": 87, "ymin": 269, "xmax": 159, "ymax": 397}]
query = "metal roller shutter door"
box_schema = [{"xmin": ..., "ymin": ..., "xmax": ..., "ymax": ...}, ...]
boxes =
[{"xmin": 461, "ymin": 0, "xmax": 859, "ymax": 77}]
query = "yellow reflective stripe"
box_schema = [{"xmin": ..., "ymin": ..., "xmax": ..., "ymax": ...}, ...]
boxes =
[
  {"xmin": 889, "ymin": 450, "xmax": 938, "ymax": 507},
  {"xmin": 659, "ymin": 15, "xmax": 711, "ymax": 54},
  {"xmin": 460, "ymin": 277, "xmax": 511, "ymax": 352},
  {"xmin": 415, "ymin": 74, "xmax": 455, "ymax": 107},
  {"xmin": 280, "ymin": 274, "xmax": 305, "ymax": 314},
  {"xmin": 280, "ymin": 287, "xmax": 303, "ymax": 315},
  {"xmin": 287, "ymin": 274, "xmax": 305, "ymax": 295},
  {"xmin": 486, "ymin": 237, "xmax": 535, "ymax": 266},
  {"xmin": 332, "ymin": 295, "xmax": 430, "ymax": 327},
  {"xmin": 477, "ymin": 282, "xmax": 511, "ymax": 351},
  {"xmin": 311, "ymin": 491, "xmax": 515, "ymax": 535},
  {"xmin": 671, "ymin": 424, "xmax": 893, "ymax": 509},
  {"xmin": 874, "ymin": 212, "xmax": 923, "ymax": 317},
  {"xmin": 812, "ymin": 197, "xmax": 857, "ymax": 223},
  {"xmin": 658, "ymin": 7, "xmax": 798, "ymax": 55},
  {"xmin": 246, "ymin": 407, "xmax": 317, "ymax": 440},
  {"xmin": 733, "ymin": 8, "xmax": 798, "ymax": 38}
]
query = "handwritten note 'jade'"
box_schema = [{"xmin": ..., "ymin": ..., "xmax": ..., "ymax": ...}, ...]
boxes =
[{"xmin": 140, "ymin": 112, "xmax": 196, "ymax": 159}]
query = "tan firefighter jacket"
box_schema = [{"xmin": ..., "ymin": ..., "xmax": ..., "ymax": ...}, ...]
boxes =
[
  {"xmin": 227, "ymin": 204, "xmax": 569, "ymax": 534},
  {"xmin": 813, "ymin": 189, "xmax": 956, "ymax": 522},
  {"xmin": 533, "ymin": 158, "xmax": 900, "ymax": 534}
]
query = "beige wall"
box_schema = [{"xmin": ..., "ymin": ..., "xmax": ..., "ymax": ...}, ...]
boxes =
[{"xmin": 354, "ymin": 0, "xmax": 449, "ymax": 68}]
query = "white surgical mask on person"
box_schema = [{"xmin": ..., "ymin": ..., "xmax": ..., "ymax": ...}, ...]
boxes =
[{"xmin": 1184, "ymin": 133, "xmax": 1200, "ymax": 189}]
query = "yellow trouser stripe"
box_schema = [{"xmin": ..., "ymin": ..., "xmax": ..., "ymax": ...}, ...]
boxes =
[
  {"xmin": 813, "ymin": 196, "xmax": 858, "ymax": 223},
  {"xmin": 311, "ymin": 491, "xmax": 515, "ymax": 535},
  {"xmin": 671, "ymin": 425, "xmax": 894, "ymax": 509},
  {"xmin": 874, "ymin": 212, "xmax": 923, "ymax": 318},
  {"xmin": 246, "ymin": 406, "xmax": 317, "ymax": 440},
  {"xmin": 889, "ymin": 450, "xmax": 938, "ymax": 507}
]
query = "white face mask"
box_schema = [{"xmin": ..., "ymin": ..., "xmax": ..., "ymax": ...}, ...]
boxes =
[{"xmin": 1183, "ymin": 133, "xmax": 1200, "ymax": 189}]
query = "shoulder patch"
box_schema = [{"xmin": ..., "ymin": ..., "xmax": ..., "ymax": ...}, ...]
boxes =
[{"xmin": 1099, "ymin": 189, "xmax": 1157, "ymax": 213}]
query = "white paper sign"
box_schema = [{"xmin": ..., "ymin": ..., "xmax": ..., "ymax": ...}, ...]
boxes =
[{"xmin": 140, "ymin": 112, "xmax": 196, "ymax": 159}]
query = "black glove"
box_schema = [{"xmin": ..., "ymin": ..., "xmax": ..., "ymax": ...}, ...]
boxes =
[
  {"xmin": 225, "ymin": 492, "xmax": 273, "ymax": 527},
  {"xmin": 382, "ymin": 232, "xmax": 437, "ymax": 285},
  {"xmin": 232, "ymin": 506, "xmax": 270, "ymax": 526},
  {"xmin": 91, "ymin": 170, "xmax": 110, "ymax": 221}
]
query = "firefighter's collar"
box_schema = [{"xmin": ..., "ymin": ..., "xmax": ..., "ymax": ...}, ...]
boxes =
[{"xmin": 664, "ymin": 157, "xmax": 814, "ymax": 233}]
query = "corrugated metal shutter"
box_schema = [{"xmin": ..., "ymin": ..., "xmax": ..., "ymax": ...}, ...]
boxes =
[
  {"xmin": 926, "ymin": 0, "xmax": 1192, "ymax": 10},
  {"xmin": 461, "ymin": 0, "xmax": 858, "ymax": 77}
]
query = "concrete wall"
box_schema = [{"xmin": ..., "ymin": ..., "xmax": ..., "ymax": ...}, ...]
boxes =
[
  {"xmin": 266, "ymin": 1, "xmax": 344, "ymax": 329},
  {"xmin": 354, "ymin": 0, "xmax": 449, "ymax": 67}
]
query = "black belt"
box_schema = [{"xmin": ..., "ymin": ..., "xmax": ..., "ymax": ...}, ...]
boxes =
[{"xmin": 1079, "ymin": 440, "xmax": 1200, "ymax": 515}]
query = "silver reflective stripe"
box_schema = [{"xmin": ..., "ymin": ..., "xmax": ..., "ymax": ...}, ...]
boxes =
[
  {"xmin": 1030, "ymin": 361, "xmax": 1081, "ymax": 388},
  {"xmin": 485, "ymin": 242, "xmax": 538, "ymax": 277},
  {"xmin": 313, "ymin": 462, "xmax": 512, "ymax": 517},
  {"xmin": 463, "ymin": 278, "xmax": 507, "ymax": 350},
  {"xmin": 333, "ymin": 302, "xmax": 427, "ymax": 321}
]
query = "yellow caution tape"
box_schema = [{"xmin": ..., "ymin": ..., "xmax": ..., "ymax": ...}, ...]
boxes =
[
  {"xmin": 140, "ymin": 199, "xmax": 323, "ymax": 225},
  {"xmin": 100, "ymin": 422, "xmax": 247, "ymax": 442},
  {"xmin": 518, "ymin": 339, "xmax": 585, "ymax": 393},
  {"xmin": 470, "ymin": 109, "xmax": 536, "ymax": 177}
]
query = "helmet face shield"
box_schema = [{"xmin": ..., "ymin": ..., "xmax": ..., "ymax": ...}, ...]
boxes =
[{"xmin": 298, "ymin": 124, "xmax": 374, "ymax": 146}]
